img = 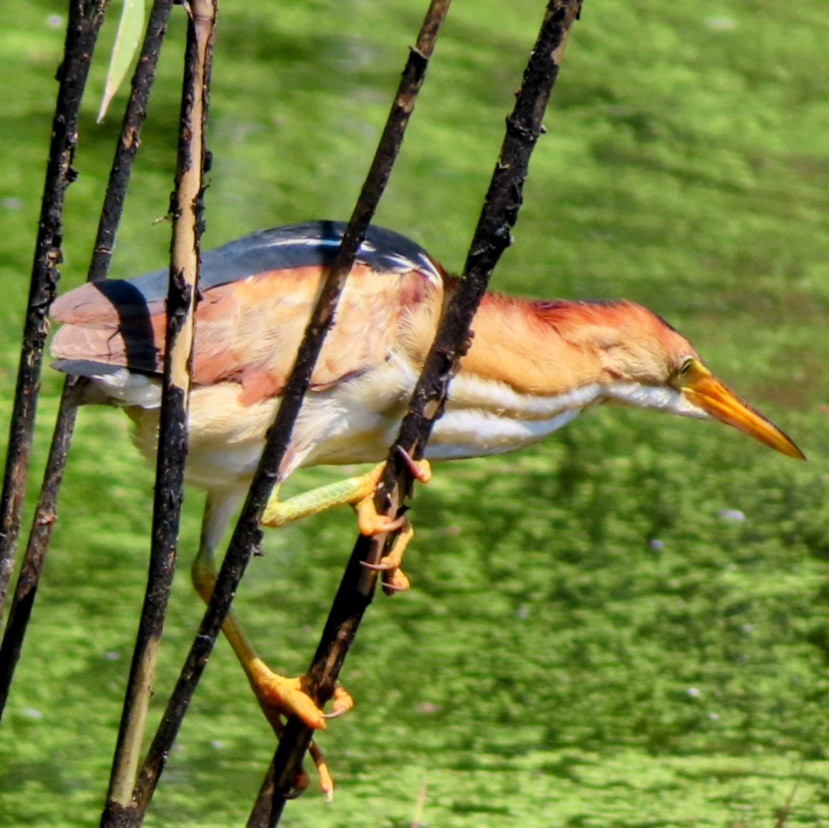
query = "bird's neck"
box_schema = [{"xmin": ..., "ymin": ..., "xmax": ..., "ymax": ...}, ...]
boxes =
[
  {"xmin": 417, "ymin": 289, "xmax": 608, "ymax": 460},
  {"xmin": 459, "ymin": 291, "xmax": 605, "ymax": 397}
]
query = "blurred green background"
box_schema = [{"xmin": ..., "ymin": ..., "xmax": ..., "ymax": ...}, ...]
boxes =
[{"xmin": 1, "ymin": 1, "xmax": 828, "ymax": 825}]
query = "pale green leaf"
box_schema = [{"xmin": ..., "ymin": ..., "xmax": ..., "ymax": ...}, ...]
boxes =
[{"xmin": 97, "ymin": 0, "xmax": 145, "ymax": 123}]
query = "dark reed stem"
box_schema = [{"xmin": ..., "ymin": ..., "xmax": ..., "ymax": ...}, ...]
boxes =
[
  {"xmin": 0, "ymin": 0, "xmax": 174, "ymax": 724},
  {"xmin": 0, "ymin": 0, "xmax": 108, "ymax": 628},
  {"xmin": 257, "ymin": 1, "xmax": 584, "ymax": 824},
  {"xmin": 249, "ymin": 0, "xmax": 457, "ymax": 824},
  {"xmin": 89, "ymin": 0, "xmax": 176, "ymax": 282},
  {"xmin": 101, "ymin": 1, "xmax": 216, "ymax": 824},
  {"xmin": 0, "ymin": 377, "xmax": 81, "ymax": 716},
  {"xmin": 132, "ymin": 2, "xmax": 453, "ymax": 822}
]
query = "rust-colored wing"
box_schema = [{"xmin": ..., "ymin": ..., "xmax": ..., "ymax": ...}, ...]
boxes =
[{"xmin": 51, "ymin": 221, "xmax": 444, "ymax": 406}]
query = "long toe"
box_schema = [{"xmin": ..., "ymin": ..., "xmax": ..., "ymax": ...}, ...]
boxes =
[
  {"xmin": 382, "ymin": 567, "xmax": 411, "ymax": 595},
  {"xmin": 326, "ymin": 685, "xmax": 355, "ymax": 719},
  {"xmin": 354, "ymin": 496, "xmax": 407, "ymax": 536},
  {"xmin": 250, "ymin": 668, "xmax": 328, "ymax": 730}
]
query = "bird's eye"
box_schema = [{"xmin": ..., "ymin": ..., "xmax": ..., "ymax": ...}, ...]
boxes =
[{"xmin": 678, "ymin": 357, "xmax": 694, "ymax": 376}]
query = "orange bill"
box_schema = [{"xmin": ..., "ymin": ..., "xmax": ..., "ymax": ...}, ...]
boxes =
[{"xmin": 681, "ymin": 362, "xmax": 805, "ymax": 460}]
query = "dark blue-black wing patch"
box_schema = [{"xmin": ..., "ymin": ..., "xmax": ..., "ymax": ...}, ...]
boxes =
[{"xmin": 106, "ymin": 221, "xmax": 443, "ymax": 307}]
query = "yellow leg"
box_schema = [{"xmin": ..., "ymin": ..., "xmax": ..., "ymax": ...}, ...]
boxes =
[
  {"xmin": 192, "ymin": 455, "xmax": 429, "ymax": 796},
  {"xmin": 197, "ymin": 459, "xmax": 431, "ymax": 696},
  {"xmin": 261, "ymin": 463, "xmax": 390, "ymax": 528},
  {"xmin": 262, "ymin": 457, "xmax": 431, "ymax": 595},
  {"xmin": 191, "ymin": 510, "xmax": 351, "ymax": 730},
  {"xmin": 262, "ymin": 457, "xmax": 431, "ymax": 535},
  {"xmin": 192, "ymin": 499, "xmax": 353, "ymax": 799},
  {"xmin": 193, "ymin": 491, "xmax": 361, "ymax": 798}
]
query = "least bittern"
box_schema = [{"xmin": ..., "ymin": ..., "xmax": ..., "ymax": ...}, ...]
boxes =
[{"xmin": 50, "ymin": 220, "xmax": 803, "ymax": 789}]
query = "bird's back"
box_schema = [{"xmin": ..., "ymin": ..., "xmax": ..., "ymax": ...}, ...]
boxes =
[{"xmin": 51, "ymin": 221, "xmax": 445, "ymax": 408}]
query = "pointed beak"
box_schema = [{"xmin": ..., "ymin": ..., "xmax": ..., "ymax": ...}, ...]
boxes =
[{"xmin": 681, "ymin": 362, "xmax": 805, "ymax": 460}]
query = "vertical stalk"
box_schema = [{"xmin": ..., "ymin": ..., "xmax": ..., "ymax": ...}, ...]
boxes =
[
  {"xmin": 0, "ymin": 378, "xmax": 81, "ymax": 715},
  {"xmin": 0, "ymin": 0, "xmax": 108, "ymax": 626},
  {"xmin": 250, "ymin": 0, "xmax": 454, "ymax": 822},
  {"xmin": 133, "ymin": 2, "xmax": 452, "ymax": 821},
  {"xmin": 90, "ymin": 0, "xmax": 176, "ymax": 282},
  {"xmin": 0, "ymin": 0, "xmax": 174, "ymax": 722},
  {"xmin": 101, "ymin": 1, "xmax": 216, "ymax": 823},
  {"xmin": 259, "ymin": 1, "xmax": 584, "ymax": 823}
]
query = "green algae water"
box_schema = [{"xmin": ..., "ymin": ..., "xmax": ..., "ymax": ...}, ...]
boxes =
[{"xmin": 1, "ymin": 1, "xmax": 828, "ymax": 825}]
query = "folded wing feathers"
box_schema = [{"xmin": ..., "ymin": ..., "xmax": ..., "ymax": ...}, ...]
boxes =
[{"xmin": 50, "ymin": 224, "xmax": 445, "ymax": 407}]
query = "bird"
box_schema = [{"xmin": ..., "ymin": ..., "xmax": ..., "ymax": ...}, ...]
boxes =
[{"xmin": 50, "ymin": 218, "xmax": 804, "ymax": 754}]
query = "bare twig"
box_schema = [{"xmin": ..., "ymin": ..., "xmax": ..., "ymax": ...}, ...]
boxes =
[
  {"xmin": 101, "ymin": 1, "xmax": 216, "ymax": 823},
  {"xmin": 411, "ymin": 777, "xmax": 429, "ymax": 828},
  {"xmin": 774, "ymin": 761, "xmax": 805, "ymax": 828},
  {"xmin": 0, "ymin": 378, "xmax": 82, "ymax": 715},
  {"xmin": 90, "ymin": 0, "xmax": 177, "ymax": 282},
  {"xmin": 131, "ymin": 2, "xmax": 452, "ymax": 822},
  {"xmin": 260, "ymin": 0, "xmax": 584, "ymax": 822},
  {"xmin": 0, "ymin": 0, "xmax": 174, "ymax": 724},
  {"xmin": 0, "ymin": 0, "xmax": 108, "ymax": 628}
]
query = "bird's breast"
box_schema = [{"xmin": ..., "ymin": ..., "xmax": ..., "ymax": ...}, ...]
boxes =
[
  {"xmin": 427, "ymin": 375, "xmax": 604, "ymax": 460},
  {"xmin": 125, "ymin": 354, "xmax": 420, "ymax": 488},
  {"xmin": 123, "ymin": 358, "xmax": 607, "ymax": 487}
]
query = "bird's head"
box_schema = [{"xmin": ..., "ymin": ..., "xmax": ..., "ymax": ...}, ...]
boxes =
[{"xmin": 560, "ymin": 301, "xmax": 805, "ymax": 460}]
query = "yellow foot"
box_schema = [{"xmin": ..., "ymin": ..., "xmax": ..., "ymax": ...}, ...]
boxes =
[
  {"xmin": 353, "ymin": 452, "xmax": 430, "ymax": 596},
  {"xmin": 362, "ymin": 523, "xmax": 414, "ymax": 595},
  {"xmin": 255, "ymin": 687, "xmax": 350, "ymax": 802},
  {"xmin": 353, "ymin": 495, "xmax": 410, "ymax": 594},
  {"xmin": 324, "ymin": 685, "xmax": 356, "ymax": 720},
  {"xmin": 354, "ymin": 495, "xmax": 406, "ymax": 536},
  {"xmin": 248, "ymin": 660, "xmax": 354, "ymax": 730},
  {"xmin": 352, "ymin": 452, "xmax": 432, "ymax": 536},
  {"xmin": 309, "ymin": 742, "xmax": 335, "ymax": 802}
]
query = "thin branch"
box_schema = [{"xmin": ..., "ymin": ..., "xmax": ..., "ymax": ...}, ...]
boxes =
[
  {"xmin": 90, "ymin": 0, "xmax": 177, "ymax": 282},
  {"xmin": 132, "ymin": 1, "xmax": 453, "ymax": 821},
  {"xmin": 0, "ymin": 0, "xmax": 174, "ymax": 723},
  {"xmin": 250, "ymin": 1, "xmax": 458, "ymax": 823},
  {"xmin": 260, "ymin": 0, "xmax": 584, "ymax": 822},
  {"xmin": 0, "ymin": 0, "xmax": 108, "ymax": 628},
  {"xmin": 0, "ymin": 378, "xmax": 82, "ymax": 715},
  {"xmin": 100, "ymin": 1, "xmax": 216, "ymax": 824}
]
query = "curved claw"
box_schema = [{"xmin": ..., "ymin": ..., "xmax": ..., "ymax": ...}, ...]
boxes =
[
  {"xmin": 253, "ymin": 678, "xmax": 350, "ymax": 800},
  {"xmin": 361, "ymin": 558, "xmax": 399, "ymax": 572},
  {"xmin": 286, "ymin": 771, "xmax": 311, "ymax": 800},
  {"xmin": 396, "ymin": 446, "xmax": 432, "ymax": 483},
  {"xmin": 361, "ymin": 522, "xmax": 414, "ymax": 595},
  {"xmin": 322, "ymin": 685, "xmax": 355, "ymax": 720},
  {"xmin": 381, "ymin": 568, "xmax": 411, "ymax": 595},
  {"xmin": 361, "ymin": 557, "xmax": 411, "ymax": 594}
]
